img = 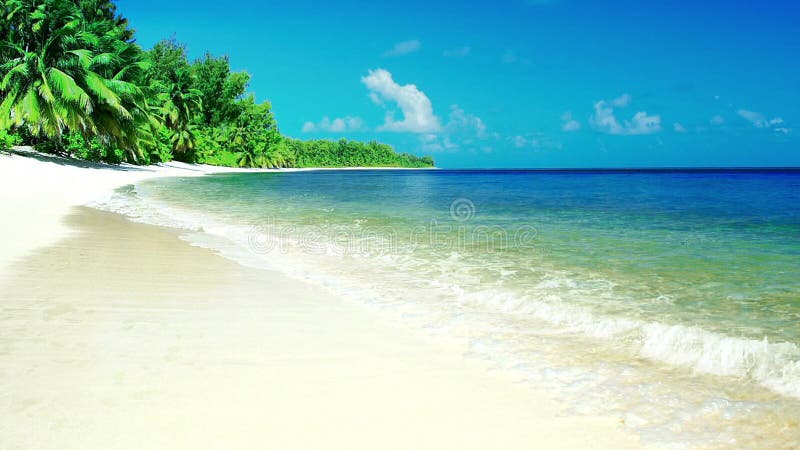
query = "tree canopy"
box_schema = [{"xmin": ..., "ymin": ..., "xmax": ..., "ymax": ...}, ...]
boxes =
[{"xmin": 0, "ymin": 0, "xmax": 434, "ymax": 168}]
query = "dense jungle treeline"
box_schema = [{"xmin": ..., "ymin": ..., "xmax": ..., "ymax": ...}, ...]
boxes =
[{"xmin": 0, "ymin": 0, "xmax": 434, "ymax": 168}]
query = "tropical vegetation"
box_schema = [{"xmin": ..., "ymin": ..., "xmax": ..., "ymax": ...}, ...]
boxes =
[{"xmin": 0, "ymin": 0, "xmax": 434, "ymax": 168}]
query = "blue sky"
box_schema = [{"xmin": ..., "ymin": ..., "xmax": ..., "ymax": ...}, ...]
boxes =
[{"xmin": 119, "ymin": 0, "xmax": 800, "ymax": 168}]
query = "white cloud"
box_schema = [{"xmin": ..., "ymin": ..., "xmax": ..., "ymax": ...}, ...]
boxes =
[
  {"xmin": 736, "ymin": 109, "xmax": 790, "ymax": 134},
  {"xmin": 383, "ymin": 40, "xmax": 421, "ymax": 57},
  {"xmin": 420, "ymin": 134, "xmax": 458, "ymax": 152},
  {"xmin": 443, "ymin": 46, "xmax": 471, "ymax": 57},
  {"xmin": 512, "ymin": 135, "xmax": 528, "ymax": 148},
  {"xmin": 589, "ymin": 95, "xmax": 661, "ymax": 135},
  {"xmin": 737, "ymin": 109, "xmax": 768, "ymax": 128},
  {"xmin": 445, "ymin": 105, "xmax": 486, "ymax": 137},
  {"xmin": 627, "ymin": 112, "xmax": 662, "ymax": 135},
  {"xmin": 420, "ymin": 105, "xmax": 487, "ymax": 152},
  {"xmin": 737, "ymin": 109, "xmax": 786, "ymax": 130},
  {"xmin": 302, "ymin": 116, "xmax": 364, "ymax": 133},
  {"xmin": 673, "ymin": 122, "xmax": 687, "ymax": 133},
  {"xmin": 561, "ymin": 112, "xmax": 581, "ymax": 132},
  {"xmin": 590, "ymin": 101, "xmax": 621, "ymax": 133},
  {"xmin": 361, "ymin": 68, "xmax": 441, "ymax": 133},
  {"xmin": 421, "ymin": 134, "xmax": 438, "ymax": 144},
  {"xmin": 508, "ymin": 133, "xmax": 562, "ymax": 150},
  {"xmin": 611, "ymin": 93, "xmax": 632, "ymax": 107},
  {"xmin": 360, "ymin": 70, "xmax": 488, "ymax": 149},
  {"xmin": 710, "ymin": 115, "xmax": 725, "ymax": 125}
]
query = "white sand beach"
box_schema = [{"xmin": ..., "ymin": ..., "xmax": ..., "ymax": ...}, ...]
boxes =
[{"xmin": 0, "ymin": 150, "xmax": 643, "ymax": 449}]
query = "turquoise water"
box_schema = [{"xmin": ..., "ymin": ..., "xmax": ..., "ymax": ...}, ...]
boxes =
[{"xmin": 98, "ymin": 169, "xmax": 800, "ymax": 448}]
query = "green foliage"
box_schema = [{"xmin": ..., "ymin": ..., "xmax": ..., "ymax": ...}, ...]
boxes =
[
  {"xmin": 201, "ymin": 149, "xmax": 239, "ymax": 167},
  {"xmin": 64, "ymin": 133, "xmax": 103, "ymax": 162},
  {"xmin": 146, "ymin": 127, "xmax": 174, "ymax": 163},
  {"xmin": 155, "ymin": 65, "xmax": 202, "ymax": 155},
  {"xmin": 0, "ymin": 0, "xmax": 153, "ymax": 162},
  {"xmin": 0, "ymin": 129, "xmax": 22, "ymax": 150},
  {"xmin": 289, "ymin": 138, "xmax": 434, "ymax": 168},
  {"xmin": 191, "ymin": 53, "xmax": 250, "ymax": 126},
  {"xmin": 36, "ymin": 132, "xmax": 125, "ymax": 163},
  {"xmin": 0, "ymin": 1, "xmax": 434, "ymax": 169},
  {"xmin": 144, "ymin": 39, "xmax": 189, "ymax": 86}
]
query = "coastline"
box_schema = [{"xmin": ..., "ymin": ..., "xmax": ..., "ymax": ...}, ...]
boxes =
[
  {"xmin": 0, "ymin": 150, "xmax": 641, "ymax": 449},
  {"xmin": 0, "ymin": 148, "xmax": 429, "ymax": 273}
]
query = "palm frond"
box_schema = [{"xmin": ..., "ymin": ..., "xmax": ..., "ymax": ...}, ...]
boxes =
[{"xmin": 47, "ymin": 67, "xmax": 93, "ymax": 112}]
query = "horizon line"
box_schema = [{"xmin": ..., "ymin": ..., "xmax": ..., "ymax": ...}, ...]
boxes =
[{"xmin": 433, "ymin": 166, "xmax": 800, "ymax": 171}]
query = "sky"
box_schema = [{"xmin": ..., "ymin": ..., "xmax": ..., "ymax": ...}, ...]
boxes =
[{"xmin": 118, "ymin": 0, "xmax": 800, "ymax": 168}]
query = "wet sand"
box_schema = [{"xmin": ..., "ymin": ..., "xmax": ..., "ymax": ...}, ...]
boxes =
[{"xmin": 0, "ymin": 207, "xmax": 642, "ymax": 449}]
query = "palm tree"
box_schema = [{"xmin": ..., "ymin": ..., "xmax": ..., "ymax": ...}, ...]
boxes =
[
  {"xmin": 0, "ymin": 0, "xmax": 153, "ymax": 160},
  {"xmin": 236, "ymin": 144, "xmax": 264, "ymax": 168},
  {"xmin": 0, "ymin": 13, "xmax": 94, "ymax": 137},
  {"xmin": 158, "ymin": 67, "xmax": 201, "ymax": 153}
]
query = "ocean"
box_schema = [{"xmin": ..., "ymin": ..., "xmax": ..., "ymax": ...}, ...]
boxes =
[{"xmin": 96, "ymin": 169, "xmax": 800, "ymax": 448}]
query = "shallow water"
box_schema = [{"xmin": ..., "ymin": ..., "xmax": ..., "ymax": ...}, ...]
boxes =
[{"xmin": 96, "ymin": 169, "xmax": 800, "ymax": 448}]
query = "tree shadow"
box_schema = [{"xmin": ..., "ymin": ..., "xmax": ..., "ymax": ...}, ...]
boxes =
[{"xmin": 3, "ymin": 146, "xmax": 156, "ymax": 172}]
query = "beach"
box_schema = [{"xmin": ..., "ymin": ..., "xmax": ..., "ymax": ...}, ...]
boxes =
[{"xmin": 0, "ymin": 151, "xmax": 643, "ymax": 449}]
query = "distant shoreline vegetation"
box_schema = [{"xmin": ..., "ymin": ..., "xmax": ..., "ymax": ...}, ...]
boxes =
[{"xmin": 0, "ymin": 1, "xmax": 434, "ymax": 169}]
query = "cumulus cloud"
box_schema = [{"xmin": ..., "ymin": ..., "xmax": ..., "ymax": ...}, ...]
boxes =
[
  {"xmin": 382, "ymin": 40, "xmax": 421, "ymax": 57},
  {"xmin": 627, "ymin": 112, "xmax": 662, "ymax": 134},
  {"xmin": 710, "ymin": 115, "xmax": 725, "ymax": 126},
  {"xmin": 360, "ymin": 70, "xmax": 488, "ymax": 150},
  {"xmin": 673, "ymin": 122, "xmax": 687, "ymax": 133},
  {"xmin": 301, "ymin": 116, "xmax": 364, "ymax": 133},
  {"xmin": 420, "ymin": 105, "xmax": 487, "ymax": 152},
  {"xmin": 443, "ymin": 46, "xmax": 471, "ymax": 57},
  {"xmin": 361, "ymin": 68, "xmax": 441, "ymax": 133},
  {"xmin": 589, "ymin": 95, "xmax": 661, "ymax": 135},
  {"xmin": 561, "ymin": 112, "xmax": 581, "ymax": 132}
]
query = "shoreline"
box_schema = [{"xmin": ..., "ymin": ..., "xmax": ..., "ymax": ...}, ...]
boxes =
[
  {"xmin": 0, "ymin": 150, "xmax": 642, "ymax": 448},
  {"xmin": 7, "ymin": 146, "xmax": 437, "ymax": 172},
  {"xmin": 0, "ymin": 148, "xmax": 430, "ymax": 272}
]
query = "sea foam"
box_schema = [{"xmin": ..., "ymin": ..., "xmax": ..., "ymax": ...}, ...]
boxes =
[{"xmin": 92, "ymin": 182, "xmax": 800, "ymax": 401}]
